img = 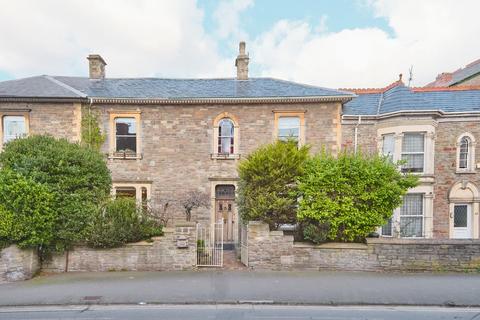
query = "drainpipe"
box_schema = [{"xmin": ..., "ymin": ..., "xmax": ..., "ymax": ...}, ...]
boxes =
[
  {"xmin": 354, "ymin": 116, "xmax": 362, "ymax": 154},
  {"xmin": 88, "ymin": 98, "xmax": 93, "ymax": 145}
]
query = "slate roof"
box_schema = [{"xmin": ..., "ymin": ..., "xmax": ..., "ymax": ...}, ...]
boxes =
[
  {"xmin": 426, "ymin": 58, "xmax": 480, "ymax": 87},
  {"xmin": 0, "ymin": 75, "xmax": 352, "ymax": 100},
  {"xmin": 343, "ymin": 82, "xmax": 480, "ymax": 116}
]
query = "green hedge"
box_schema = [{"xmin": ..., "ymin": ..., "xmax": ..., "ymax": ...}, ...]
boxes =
[
  {"xmin": 237, "ymin": 140, "xmax": 310, "ymax": 229},
  {"xmin": 297, "ymin": 151, "xmax": 418, "ymax": 242},
  {"xmin": 85, "ymin": 197, "xmax": 163, "ymax": 249}
]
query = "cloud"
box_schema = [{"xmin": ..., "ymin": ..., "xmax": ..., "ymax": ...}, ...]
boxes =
[
  {"xmin": 250, "ymin": 0, "xmax": 480, "ymax": 87},
  {"xmin": 213, "ymin": 0, "xmax": 254, "ymax": 40},
  {"xmin": 0, "ymin": 0, "xmax": 234, "ymax": 78}
]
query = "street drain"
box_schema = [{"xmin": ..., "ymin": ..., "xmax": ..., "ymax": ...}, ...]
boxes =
[{"xmin": 83, "ymin": 296, "xmax": 102, "ymax": 301}]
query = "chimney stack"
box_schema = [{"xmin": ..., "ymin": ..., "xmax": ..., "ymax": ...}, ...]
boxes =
[
  {"xmin": 235, "ymin": 41, "xmax": 249, "ymax": 80},
  {"xmin": 87, "ymin": 54, "xmax": 107, "ymax": 79}
]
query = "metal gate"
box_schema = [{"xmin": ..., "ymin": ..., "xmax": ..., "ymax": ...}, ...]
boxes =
[
  {"xmin": 196, "ymin": 220, "xmax": 223, "ymax": 267},
  {"xmin": 240, "ymin": 224, "xmax": 248, "ymax": 266}
]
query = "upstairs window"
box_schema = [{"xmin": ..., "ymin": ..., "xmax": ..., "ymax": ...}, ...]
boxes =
[
  {"xmin": 457, "ymin": 134, "xmax": 475, "ymax": 172},
  {"xmin": 3, "ymin": 116, "xmax": 26, "ymax": 143},
  {"xmin": 115, "ymin": 117, "xmax": 136, "ymax": 154},
  {"xmin": 382, "ymin": 134, "xmax": 395, "ymax": 162},
  {"xmin": 278, "ymin": 116, "xmax": 300, "ymax": 142},
  {"xmin": 401, "ymin": 133, "xmax": 424, "ymax": 173},
  {"xmin": 218, "ymin": 118, "xmax": 234, "ymax": 154},
  {"xmin": 459, "ymin": 136, "xmax": 470, "ymax": 169}
]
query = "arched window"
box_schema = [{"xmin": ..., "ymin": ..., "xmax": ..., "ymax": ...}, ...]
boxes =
[
  {"xmin": 218, "ymin": 118, "xmax": 234, "ymax": 154},
  {"xmin": 459, "ymin": 136, "xmax": 470, "ymax": 169},
  {"xmin": 457, "ymin": 133, "xmax": 476, "ymax": 172}
]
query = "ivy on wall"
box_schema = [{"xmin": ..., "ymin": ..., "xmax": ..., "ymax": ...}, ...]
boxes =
[{"xmin": 81, "ymin": 108, "xmax": 106, "ymax": 151}]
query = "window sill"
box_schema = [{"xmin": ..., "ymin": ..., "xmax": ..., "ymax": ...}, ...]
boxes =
[
  {"xmin": 211, "ymin": 153, "xmax": 241, "ymax": 160},
  {"xmin": 108, "ymin": 153, "xmax": 143, "ymax": 160},
  {"xmin": 455, "ymin": 170, "xmax": 476, "ymax": 174}
]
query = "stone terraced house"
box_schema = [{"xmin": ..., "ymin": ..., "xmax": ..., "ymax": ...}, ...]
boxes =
[{"xmin": 0, "ymin": 43, "xmax": 480, "ymax": 245}]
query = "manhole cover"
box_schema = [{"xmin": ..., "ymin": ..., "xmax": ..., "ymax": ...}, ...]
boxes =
[{"xmin": 83, "ymin": 296, "xmax": 102, "ymax": 301}]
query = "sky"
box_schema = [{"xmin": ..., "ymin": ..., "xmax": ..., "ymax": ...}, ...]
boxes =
[{"xmin": 0, "ymin": 0, "xmax": 479, "ymax": 88}]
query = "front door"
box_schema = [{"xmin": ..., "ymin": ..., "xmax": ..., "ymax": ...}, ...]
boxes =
[
  {"xmin": 216, "ymin": 199, "xmax": 235, "ymax": 241},
  {"xmin": 453, "ymin": 204, "xmax": 472, "ymax": 239},
  {"xmin": 215, "ymin": 185, "xmax": 236, "ymax": 243}
]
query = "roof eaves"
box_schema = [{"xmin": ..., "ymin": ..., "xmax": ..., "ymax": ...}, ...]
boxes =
[
  {"xmin": 0, "ymin": 96, "xmax": 87, "ymax": 103},
  {"xmin": 90, "ymin": 95, "xmax": 354, "ymax": 105},
  {"xmin": 343, "ymin": 109, "xmax": 480, "ymax": 120}
]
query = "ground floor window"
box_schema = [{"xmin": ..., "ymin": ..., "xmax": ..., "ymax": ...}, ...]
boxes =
[
  {"xmin": 399, "ymin": 193, "xmax": 424, "ymax": 237},
  {"xmin": 112, "ymin": 183, "xmax": 151, "ymax": 208},
  {"xmin": 380, "ymin": 193, "xmax": 425, "ymax": 238}
]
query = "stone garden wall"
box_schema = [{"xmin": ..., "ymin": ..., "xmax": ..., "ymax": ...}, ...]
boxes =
[
  {"xmin": 245, "ymin": 222, "xmax": 480, "ymax": 272},
  {"xmin": 43, "ymin": 226, "xmax": 196, "ymax": 273},
  {"xmin": 0, "ymin": 245, "xmax": 39, "ymax": 282}
]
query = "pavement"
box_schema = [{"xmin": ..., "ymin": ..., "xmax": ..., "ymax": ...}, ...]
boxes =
[
  {"xmin": 1, "ymin": 270, "xmax": 480, "ymax": 307},
  {"xmin": 1, "ymin": 305, "xmax": 480, "ymax": 320}
]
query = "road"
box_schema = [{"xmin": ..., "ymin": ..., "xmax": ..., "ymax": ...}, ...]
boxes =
[
  {"xmin": 0, "ymin": 304, "xmax": 479, "ymax": 320},
  {"xmin": 1, "ymin": 271, "xmax": 480, "ymax": 307}
]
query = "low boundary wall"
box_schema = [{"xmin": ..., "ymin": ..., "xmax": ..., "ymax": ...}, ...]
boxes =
[
  {"xmin": 43, "ymin": 226, "xmax": 196, "ymax": 272},
  {"xmin": 246, "ymin": 221, "xmax": 480, "ymax": 272},
  {"xmin": 0, "ymin": 245, "xmax": 39, "ymax": 282}
]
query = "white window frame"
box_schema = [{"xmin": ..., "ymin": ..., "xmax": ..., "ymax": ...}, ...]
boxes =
[
  {"xmin": 456, "ymin": 133, "xmax": 476, "ymax": 173},
  {"xmin": 273, "ymin": 111, "xmax": 306, "ymax": 146},
  {"xmin": 378, "ymin": 186, "xmax": 434, "ymax": 238},
  {"xmin": 212, "ymin": 112, "xmax": 240, "ymax": 160},
  {"xmin": 377, "ymin": 124, "xmax": 435, "ymax": 176},
  {"xmin": 401, "ymin": 132, "xmax": 426, "ymax": 174},
  {"xmin": 0, "ymin": 113, "xmax": 29, "ymax": 149},
  {"xmin": 398, "ymin": 193, "xmax": 425, "ymax": 238}
]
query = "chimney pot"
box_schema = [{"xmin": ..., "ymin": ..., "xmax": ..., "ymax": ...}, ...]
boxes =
[
  {"xmin": 235, "ymin": 41, "xmax": 249, "ymax": 80},
  {"xmin": 87, "ymin": 54, "xmax": 107, "ymax": 79}
]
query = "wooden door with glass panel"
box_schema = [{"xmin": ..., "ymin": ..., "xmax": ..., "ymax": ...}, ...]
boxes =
[{"xmin": 215, "ymin": 185, "xmax": 236, "ymax": 242}]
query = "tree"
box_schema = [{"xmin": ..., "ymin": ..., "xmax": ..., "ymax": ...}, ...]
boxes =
[
  {"xmin": 179, "ymin": 190, "xmax": 210, "ymax": 222},
  {"xmin": 297, "ymin": 151, "xmax": 418, "ymax": 242},
  {"xmin": 0, "ymin": 135, "xmax": 112, "ymax": 255},
  {"xmin": 237, "ymin": 140, "xmax": 310, "ymax": 229}
]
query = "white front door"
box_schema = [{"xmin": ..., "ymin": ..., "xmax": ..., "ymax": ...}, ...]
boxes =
[{"xmin": 453, "ymin": 204, "xmax": 472, "ymax": 239}]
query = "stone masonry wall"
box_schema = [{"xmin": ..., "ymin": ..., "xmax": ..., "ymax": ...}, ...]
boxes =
[
  {"xmin": 433, "ymin": 120, "xmax": 480, "ymax": 238},
  {"xmin": 0, "ymin": 245, "xmax": 39, "ymax": 282},
  {"xmin": 43, "ymin": 226, "xmax": 196, "ymax": 273},
  {"xmin": 98, "ymin": 102, "xmax": 342, "ymax": 223},
  {"xmin": 246, "ymin": 222, "xmax": 480, "ymax": 272},
  {"xmin": 0, "ymin": 102, "xmax": 81, "ymax": 142}
]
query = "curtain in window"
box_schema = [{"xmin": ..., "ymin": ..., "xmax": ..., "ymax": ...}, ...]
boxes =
[
  {"xmin": 399, "ymin": 193, "xmax": 424, "ymax": 237},
  {"xmin": 218, "ymin": 118, "xmax": 234, "ymax": 154},
  {"xmin": 401, "ymin": 133, "xmax": 424, "ymax": 172},
  {"xmin": 382, "ymin": 134, "xmax": 395, "ymax": 162},
  {"xmin": 3, "ymin": 116, "xmax": 26, "ymax": 143},
  {"xmin": 459, "ymin": 137, "xmax": 469, "ymax": 169}
]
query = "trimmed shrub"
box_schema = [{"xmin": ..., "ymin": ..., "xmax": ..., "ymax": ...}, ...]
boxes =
[
  {"xmin": 297, "ymin": 151, "xmax": 418, "ymax": 242},
  {"xmin": 0, "ymin": 135, "xmax": 112, "ymax": 254},
  {"xmin": 237, "ymin": 140, "xmax": 310, "ymax": 229},
  {"xmin": 0, "ymin": 169, "xmax": 56, "ymax": 250},
  {"xmin": 85, "ymin": 197, "xmax": 163, "ymax": 249}
]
